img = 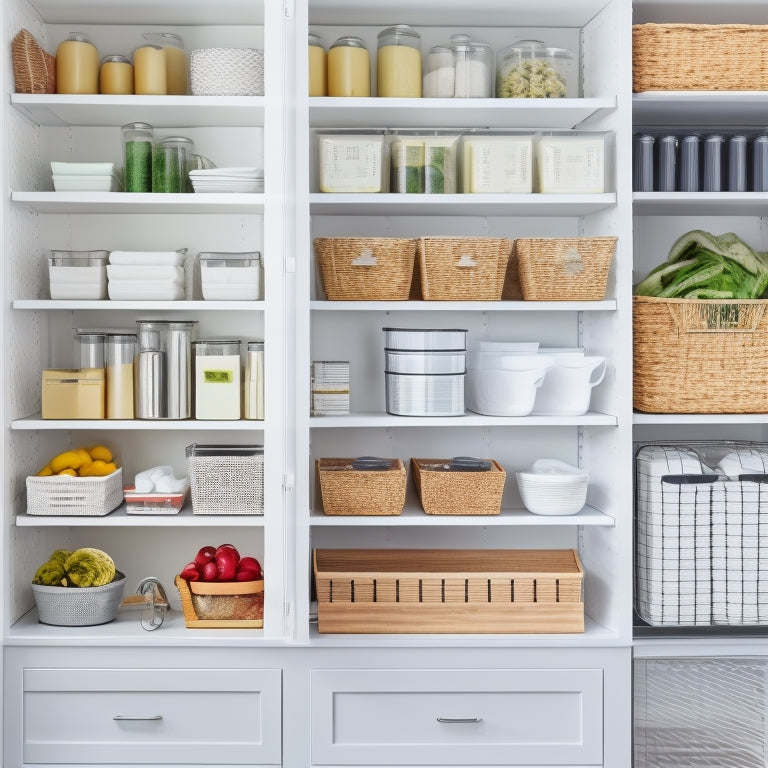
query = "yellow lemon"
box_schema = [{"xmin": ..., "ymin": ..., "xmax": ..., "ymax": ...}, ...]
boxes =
[
  {"xmin": 50, "ymin": 449, "xmax": 84, "ymax": 474},
  {"xmin": 74, "ymin": 448, "xmax": 93, "ymax": 469},
  {"xmin": 88, "ymin": 445, "xmax": 113, "ymax": 462},
  {"xmin": 36, "ymin": 465, "xmax": 53, "ymax": 476},
  {"xmin": 87, "ymin": 460, "xmax": 117, "ymax": 477}
]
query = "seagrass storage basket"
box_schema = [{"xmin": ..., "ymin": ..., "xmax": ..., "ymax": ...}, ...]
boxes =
[
  {"xmin": 417, "ymin": 237, "xmax": 511, "ymax": 301},
  {"xmin": 25, "ymin": 468, "xmax": 124, "ymax": 516},
  {"xmin": 313, "ymin": 548, "xmax": 584, "ymax": 633},
  {"xmin": 633, "ymin": 297, "xmax": 768, "ymax": 413},
  {"xmin": 317, "ymin": 458, "xmax": 407, "ymax": 516},
  {"xmin": 185, "ymin": 444, "xmax": 264, "ymax": 514},
  {"xmin": 313, "ymin": 237, "xmax": 417, "ymax": 300},
  {"xmin": 515, "ymin": 237, "xmax": 616, "ymax": 301},
  {"xmin": 175, "ymin": 575, "xmax": 264, "ymax": 628},
  {"xmin": 411, "ymin": 458, "xmax": 506, "ymax": 515},
  {"xmin": 632, "ymin": 23, "xmax": 768, "ymax": 91}
]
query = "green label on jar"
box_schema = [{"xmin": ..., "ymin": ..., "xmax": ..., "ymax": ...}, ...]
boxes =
[{"xmin": 203, "ymin": 369, "xmax": 233, "ymax": 383}]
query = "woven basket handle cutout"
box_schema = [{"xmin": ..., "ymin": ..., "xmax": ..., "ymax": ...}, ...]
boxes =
[
  {"xmin": 561, "ymin": 245, "xmax": 584, "ymax": 275},
  {"xmin": 351, "ymin": 248, "xmax": 377, "ymax": 266},
  {"xmin": 455, "ymin": 254, "xmax": 477, "ymax": 268},
  {"xmin": 669, "ymin": 301, "xmax": 765, "ymax": 334}
]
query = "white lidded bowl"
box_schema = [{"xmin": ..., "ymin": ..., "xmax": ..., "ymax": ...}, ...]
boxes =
[
  {"xmin": 466, "ymin": 358, "xmax": 553, "ymax": 416},
  {"xmin": 385, "ymin": 349, "xmax": 466, "ymax": 374},
  {"xmin": 516, "ymin": 460, "xmax": 589, "ymax": 515}
]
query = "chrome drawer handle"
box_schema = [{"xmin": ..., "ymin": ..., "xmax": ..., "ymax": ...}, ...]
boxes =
[
  {"xmin": 113, "ymin": 714, "xmax": 164, "ymax": 721},
  {"xmin": 436, "ymin": 717, "xmax": 482, "ymax": 723}
]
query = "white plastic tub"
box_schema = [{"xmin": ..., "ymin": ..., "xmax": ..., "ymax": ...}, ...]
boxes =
[
  {"xmin": 199, "ymin": 251, "xmax": 263, "ymax": 300},
  {"xmin": 48, "ymin": 250, "xmax": 109, "ymax": 300}
]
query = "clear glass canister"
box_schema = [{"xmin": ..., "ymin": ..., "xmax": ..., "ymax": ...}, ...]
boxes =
[
  {"xmin": 452, "ymin": 34, "xmax": 493, "ymax": 98},
  {"xmin": 105, "ymin": 333, "xmax": 137, "ymax": 419},
  {"xmin": 328, "ymin": 36, "xmax": 370, "ymax": 97},
  {"xmin": 122, "ymin": 122, "xmax": 153, "ymax": 192},
  {"xmin": 308, "ymin": 31, "xmax": 327, "ymax": 96},
  {"xmin": 74, "ymin": 331, "xmax": 105, "ymax": 369},
  {"xmin": 133, "ymin": 43, "xmax": 167, "ymax": 95},
  {"xmin": 244, "ymin": 341, "xmax": 265, "ymax": 420},
  {"xmin": 56, "ymin": 32, "xmax": 99, "ymax": 94},
  {"xmin": 153, "ymin": 136, "xmax": 194, "ymax": 193},
  {"xmin": 193, "ymin": 340, "xmax": 242, "ymax": 420},
  {"xmin": 377, "ymin": 24, "xmax": 422, "ymax": 97},
  {"xmin": 496, "ymin": 39, "xmax": 575, "ymax": 98},
  {"xmin": 423, "ymin": 45, "xmax": 454, "ymax": 97},
  {"xmin": 142, "ymin": 32, "xmax": 187, "ymax": 95},
  {"xmin": 99, "ymin": 54, "xmax": 133, "ymax": 94}
]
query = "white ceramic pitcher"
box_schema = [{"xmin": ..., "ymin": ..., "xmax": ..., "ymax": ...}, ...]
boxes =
[
  {"xmin": 467, "ymin": 364, "xmax": 551, "ymax": 416},
  {"xmin": 532, "ymin": 355, "xmax": 607, "ymax": 415}
]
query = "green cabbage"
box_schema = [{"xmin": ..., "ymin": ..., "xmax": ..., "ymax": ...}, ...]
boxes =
[{"xmin": 64, "ymin": 548, "xmax": 116, "ymax": 587}]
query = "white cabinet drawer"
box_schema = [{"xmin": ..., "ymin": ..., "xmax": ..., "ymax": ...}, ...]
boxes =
[
  {"xmin": 311, "ymin": 668, "xmax": 602, "ymax": 765},
  {"xmin": 22, "ymin": 667, "xmax": 281, "ymax": 765}
]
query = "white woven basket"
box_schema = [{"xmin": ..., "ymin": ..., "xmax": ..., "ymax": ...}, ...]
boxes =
[
  {"xmin": 190, "ymin": 47, "xmax": 265, "ymax": 96},
  {"xmin": 32, "ymin": 572, "xmax": 126, "ymax": 626},
  {"xmin": 25, "ymin": 468, "xmax": 123, "ymax": 516},
  {"xmin": 186, "ymin": 445, "xmax": 264, "ymax": 515}
]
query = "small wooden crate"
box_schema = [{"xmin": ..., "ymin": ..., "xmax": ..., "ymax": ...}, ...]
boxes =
[
  {"xmin": 633, "ymin": 23, "xmax": 768, "ymax": 91},
  {"xmin": 515, "ymin": 237, "xmax": 616, "ymax": 301},
  {"xmin": 317, "ymin": 458, "xmax": 407, "ymax": 515},
  {"xmin": 417, "ymin": 237, "xmax": 511, "ymax": 301},
  {"xmin": 313, "ymin": 548, "xmax": 584, "ymax": 634},
  {"xmin": 633, "ymin": 296, "xmax": 768, "ymax": 413},
  {"xmin": 313, "ymin": 237, "xmax": 417, "ymax": 301},
  {"xmin": 175, "ymin": 576, "xmax": 264, "ymax": 628},
  {"xmin": 411, "ymin": 458, "xmax": 505, "ymax": 515}
]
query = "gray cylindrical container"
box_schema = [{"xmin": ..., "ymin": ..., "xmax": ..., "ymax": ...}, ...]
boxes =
[
  {"xmin": 633, "ymin": 134, "xmax": 654, "ymax": 192},
  {"xmin": 137, "ymin": 349, "xmax": 165, "ymax": 419},
  {"xmin": 657, "ymin": 135, "xmax": 677, "ymax": 192},
  {"xmin": 753, "ymin": 135, "xmax": 768, "ymax": 191},
  {"xmin": 703, "ymin": 134, "xmax": 725, "ymax": 192},
  {"xmin": 678, "ymin": 135, "xmax": 700, "ymax": 192},
  {"xmin": 728, "ymin": 135, "xmax": 747, "ymax": 192}
]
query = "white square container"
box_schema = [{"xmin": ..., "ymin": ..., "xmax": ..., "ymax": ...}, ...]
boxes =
[
  {"xmin": 382, "ymin": 327, "xmax": 467, "ymax": 351},
  {"xmin": 385, "ymin": 372, "xmax": 465, "ymax": 416},
  {"xmin": 48, "ymin": 250, "xmax": 109, "ymax": 300},
  {"xmin": 199, "ymin": 252, "xmax": 263, "ymax": 300},
  {"xmin": 536, "ymin": 134, "xmax": 607, "ymax": 193},
  {"xmin": 318, "ymin": 132, "xmax": 386, "ymax": 193},
  {"xmin": 460, "ymin": 134, "xmax": 534, "ymax": 193}
]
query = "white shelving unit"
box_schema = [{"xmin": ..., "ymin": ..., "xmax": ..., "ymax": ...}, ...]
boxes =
[{"xmin": 2, "ymin": 0, "xmax": 635, "ymax": 765}]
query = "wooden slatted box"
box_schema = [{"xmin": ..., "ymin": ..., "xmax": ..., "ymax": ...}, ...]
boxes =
[{"xmin": 313, "ymin": 548, "xmax": 584, "ymax": 634}]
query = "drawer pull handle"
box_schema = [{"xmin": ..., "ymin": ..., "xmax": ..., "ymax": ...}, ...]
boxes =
[
  {"xmin": 113, "ymin": 714, "xmax": 164, "ymax": 721},
  {"xmin": 436, "ymin": 717, "xmax": 482, "ymax": 723}
]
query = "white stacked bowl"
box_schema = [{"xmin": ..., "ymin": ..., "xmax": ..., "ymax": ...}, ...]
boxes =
[{"xmin": 516, "ymin": 459, "xmax": 589, "ymax": 515}]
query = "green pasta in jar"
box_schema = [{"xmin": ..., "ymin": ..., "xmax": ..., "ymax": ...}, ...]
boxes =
[{"xmin": 496, "ymin": 40, "xmax": 575, "ymax": 98}]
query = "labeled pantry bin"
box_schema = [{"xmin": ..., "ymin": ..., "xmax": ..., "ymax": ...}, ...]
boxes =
[
  {"xmin": 313, "ymin": 237, "xmax": 417, "ymax": 300},
  {"xmin": 313, "ymin": 548, "xmax": 584, "ymax": 633},
  {"xmin": 26, "ymin": 468, "xmax": 124, "ymax": 516},
  {"xmin": 633, "ymin": 297, "xmax": 768, "ymax": 413},
  {"xmin": 316, "ymin": 457, "xmax": 407, "ymax": 516},
  {"xmin": 175, "ymin": 575, "xmax": 264, "ymax": 628},
  {"xmin": 515, "ymin": 237, "xmax": 617, "ymax": 301},
  {"xmin": 411, "ymin": 457, "xmax": 506, "ymax": 515},
  {"xmin": 185, "ymin": 444, "xmax": 264, "ymax": 514}
]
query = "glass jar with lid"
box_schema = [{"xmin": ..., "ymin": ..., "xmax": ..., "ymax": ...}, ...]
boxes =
[
  {"xmin": 423, "ymin": 33, "xmax": 493, "ymax": 98},
  {"xmin": 133, "ymin": 43, "xmax": 166, "ymax": 95},
  {"xmin": 377, "ymin": 24, "xmax": 421, "ymax": 98},
  {"xmin": 99, "ymin": 54, "xmax": 133, "ymax": 94},
  {"xmin": 152, "ymin": 136, "xmax": 194, "ymax": 193},
  {"xmin": 308, "ymin": 31, "xmax": 327, "ymax": 96},
  {"xmin": 496, "ymin": 39, "xmax": 575, "ymax": 98},
  {"xmin": 142, "ymin": 32, "xmax": 187, "ymax": 95},
  {"xmin": 56, "ymin": 32, "xmax": 99, "ymax": 94},
  {"xmin": 328, "ymin": 36, "xmax": 370, "ymax": 97},
  {"xmin": 122, "ymin": 122, "xmax": 153, "ymax": 192}
]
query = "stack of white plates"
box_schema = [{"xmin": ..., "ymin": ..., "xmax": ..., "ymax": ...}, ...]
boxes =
[
  {"xmin": 516, "ymin": 459, "xmax": 589, "ymax": 516},
  {"xmin": 189, "ymin": 167, "xmax": 264, "ymax": 193},
  {"xmin": 51, "ymin": 162, "xmax": 120, "ymax": 192}
]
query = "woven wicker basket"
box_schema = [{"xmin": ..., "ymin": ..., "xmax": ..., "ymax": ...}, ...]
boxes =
[
  {"xmin": 314, "ymin": 237, "xmax": 417, "ymax": 301},
  {"xmin": 175, "ymin": 575, "xmax": 264, "ymax": 628},
  {"xmin": 12, "ymin": 29, "xmax": 55, "ymax": 94},
  {"xmin": 515, "ymin": 237, "xmax": 616, "ymax": 301},
  {"xmin": 313, "ymin": 548, "xmax": 584, "ymax": 633},
  {"xmin": 317, "ymin": 458, "xmax": 406, "ymax": 515},
  {"xmin": 411, "ymin": 458, "xmax": 506, "ymax": 515},
  {"xmin": 190, "ymin": 47, "xmax": 264, "ymax": 96},
  {"xmin": 633, "ymin": 296, "xmax": 768, "ymax": 413},
  {"xmin": 417, "ymin": 237, "xmax": 511, "ymax": 301},
  {"xmin": 633, "ymin": 23, "xmax": 768, "ymax": 91}
]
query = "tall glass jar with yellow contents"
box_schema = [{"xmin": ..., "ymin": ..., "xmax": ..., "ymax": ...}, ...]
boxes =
[
  {"xmin": 328, "ymin": 36, "xmax": 370, "ymax": 97},
  {"xmin": 308, "ymin": 32, "xmax": 327, "ymax": 96},
  {"xmin": 376, "ymin": 24, "xmax": 421, "ymax": 97},
  {"xmin": 56, "ymin": 32, "xmax": 99, "ymax": 94}
]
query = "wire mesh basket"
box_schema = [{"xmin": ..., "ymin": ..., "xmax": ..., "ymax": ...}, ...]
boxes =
[
  {"xmin": 32, "ymin": 572, "xmax": 126, "ymax": 626},
  {"xmin": 635, "ymin": 441, "xmax": 768, "ymax": 626},
  {"xmin": 186, "ymin": 444, "xmax": 264, "ymax": 515}
]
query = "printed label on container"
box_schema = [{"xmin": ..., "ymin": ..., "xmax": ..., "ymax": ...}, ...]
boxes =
[{"xmin": 203, "ymin": 369, "xmax": 234, "ymax": 384}]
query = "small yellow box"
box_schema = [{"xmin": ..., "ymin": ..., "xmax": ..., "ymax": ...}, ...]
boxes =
[{"xmin": 42, "ymin": 368, "xmax": 105, "ymax": 419}]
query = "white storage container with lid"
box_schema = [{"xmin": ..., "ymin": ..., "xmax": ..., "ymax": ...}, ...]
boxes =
[
  {"xmin": 198, "ymin": 251, "xmax": 263, "ymax": 300},
  {"xmin": 48, "ymin": 250, "xmax": 109, "ymax": 300}
]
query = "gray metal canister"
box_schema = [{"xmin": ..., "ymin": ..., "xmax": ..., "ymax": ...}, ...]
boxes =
[{"xmin": 137, "ymin": 349, "xmax": 165, "ymax": 419}]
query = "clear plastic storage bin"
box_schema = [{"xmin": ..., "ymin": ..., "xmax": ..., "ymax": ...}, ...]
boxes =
[
  {"xmin": 48, "ymin": 250, "xmax": 109, "ymax": 300},
  {"xmin": 199, "ymin": 251, "xmax": 263, "ymax": 300}
]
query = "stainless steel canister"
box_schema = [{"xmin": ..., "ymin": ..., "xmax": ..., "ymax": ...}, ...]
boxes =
[{"xmin": 137, "ymin": 349, "xmax": 165, "ymax": 419}]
